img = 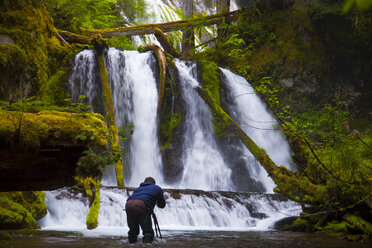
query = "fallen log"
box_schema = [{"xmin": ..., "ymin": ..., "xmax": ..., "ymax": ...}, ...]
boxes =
[
  {"xmin": 59, "ymin": 9, "xmax": 243, "ymax": 44},
  {"xmin": 154, "ymin": 28, "xmax": 180, "ymax": 58}
]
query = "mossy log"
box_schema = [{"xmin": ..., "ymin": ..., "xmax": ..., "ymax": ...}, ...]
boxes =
[
  {"xmin": 59, "ymin": 10, "xmax": 242, "ymax": 44},
  {"xmin": 138, "ymin": 43, "xmax": 167, "ymax": 113},
  {"xmin": 96, "ymin": 46, "xmax": 124, "ymax": 188},
  {"xmin": 58, "ymin": 30, "xmax": 92, "ymax": 44},
  {"xmin": 154, "ymin": 28, "xmax": 180, "ymax": 58},
  {"xmin": 80, "ymin": 177, "xmax": 101, "ymax": 230}
]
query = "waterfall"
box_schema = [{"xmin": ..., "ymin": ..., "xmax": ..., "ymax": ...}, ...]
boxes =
[
  {"xmin": 39, "ymin": 187, "xmax": 301, "ymax": 233},
  {"xmin": 68, "ymin": 50, "xmax": 105, "ymax": 115},
  {"xmin": 174, "ymin": 59, "xmax": 233, "ymax": 191},
  {"xmin": 105, "ymin": 48, "xmax": 163, "ymax": 187},
  {"xmin": 130, "ymin": 0, "xmax": 216, "ymax": 51},
  {"xmin": 220, "ymin": 68, "xmax": 294, "ymax": 170},
  {"xmin": 220, "ymin": 68, "xmax": 295, "ymax": 192},
  {"xmin": 42, "ymin": 49, "xmax": 302, "ymax": 233}
]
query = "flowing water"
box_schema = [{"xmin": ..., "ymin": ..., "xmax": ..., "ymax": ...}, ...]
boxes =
[
  {"xmin": 219, "ymin": 68, "xmax": 294, "ymax": 192},
  {"xmin": 174, "ymin": 59, "xmax": 232, "ymax": 191},
  {"xmin": 37, "ymin": 49, "xmax": 314, "ymax": 245},
  {"xmin": 104, "ymin": 49, "xmax": 164, "ymax": 187}
]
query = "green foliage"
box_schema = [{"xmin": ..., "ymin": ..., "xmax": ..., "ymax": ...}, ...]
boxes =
[
  {"xmin": 343, "ymin": 0, "xmax": 372, "ymax": 12},
  {"xmin": 116, "ymin": 0, "xmax": 149, "ymax": 24},
  {"xmin": 42, "ymin": 0, "xmax": 122, "ymax": 33},
  {"xmin": 107, "ymin": 36, "xmax": 136, "ymax": 50}
]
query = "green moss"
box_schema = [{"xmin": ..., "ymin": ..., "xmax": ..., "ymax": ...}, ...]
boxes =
[
  {"xmin": 322, "ymin": 220, "xmax": 349, "ymax": 233},
  {"xmin": 0, "ymin": 109, "xmax": 108, "ymax": 151},
  {"xmin": 199, "ymin": 59, "xmax": 220, "ymax": 105},
  {"xmin": 0, "ymin": 191, "xmax": 47, "ymax": 230},
  {"xmin": 107, "ymin": 36, "xmax": 136, "ymax": 50},
  {"xmin": 0, "ymin": 0, "xmax": 72, "ymax": 102},
  {"xmin": 84, "ymin": 178, "xmax": 101, "ymax": 230},
  {"xmin": 41, "ymin": 70, "xmax": 69, "ymax": 105},
  {"xmin": 160, "ymin": 112, "xmax": 181, "ymax": 150},
  {"xmin": 343, "ymin": 214, "xmax": 372, "ymax": 234},
  {"xmin": 0, "ymin": 231, "xmax": 13, "ymax": 240},
  {"xmin": 96, "ymin": 50, "xmax": 124, "ymax": 188}
]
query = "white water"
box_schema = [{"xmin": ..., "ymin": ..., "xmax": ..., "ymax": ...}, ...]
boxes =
[
  {"xmin": 220, "ymin": 68, "xmax": 294, "ymax": 169},
  {"xmin": 39, "ymin": 188, "xmax": 301, "ymax": 235},
  {"xmin": 175, "ymin": 59, "xmax": 232, "ymax": 191},
  {"xmin": 104, "ymin": 48, "xmax": 164, "ymax": 187},
  {"xmin": 220, "ymin": 68, "xmax": 295, "ymax": 192},
  {"xmin": 46, "ymin": 47, "xmax": 302, "ymax": 234},
  {"xmin": 131, "ymin": 0, "xmax": 215, "ymax": 51},
  {"xmin": 68, "ymin": 50, "xmax": 101, "ymax": 112}
]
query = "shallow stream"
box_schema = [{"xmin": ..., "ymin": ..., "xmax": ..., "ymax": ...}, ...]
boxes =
[{"xmin": 1, "ymin": 230, "xmax": 369, "ymax": 248}]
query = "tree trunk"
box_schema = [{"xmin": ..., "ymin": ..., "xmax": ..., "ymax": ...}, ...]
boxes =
[
  {"xmin": 95, "ymin": 39, "xmax": 124, "ymax": 188},
  {"xmin": 154, "ymin": 28, "xmax": 180, "ymax": 57},
  {"xmin": 181, "ymin": 0, "xmax": 194, "ymax": 57},
  {"xmin": 217, "ymin": 0, "xmax": 230, "ymax": 13},
  {"xmin": 217, "ymin": 0, "xmax": 231, "ymax": 38}
]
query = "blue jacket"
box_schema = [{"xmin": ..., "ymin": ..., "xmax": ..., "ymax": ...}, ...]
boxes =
[{"xmin": 127, "ymin": 182, "xmax": 166, "ymax": 210}]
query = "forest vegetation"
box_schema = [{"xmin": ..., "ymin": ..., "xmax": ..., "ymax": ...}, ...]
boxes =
[{"xmin": 0, "ymin": 0, "xmax": 371, "ymax": 242}]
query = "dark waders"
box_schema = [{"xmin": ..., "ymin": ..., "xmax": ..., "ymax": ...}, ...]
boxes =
[{"xmin": 125, "ymin": 200, "xmax": 162, "ymax": 243}]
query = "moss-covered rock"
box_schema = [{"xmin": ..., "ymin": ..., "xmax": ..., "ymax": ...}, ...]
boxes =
[
  {"xmin": 0, "ymin": 0, "xmax": 74, "ymax": 103},
  {"xmin": 158, "ymin": 53, "xmax": 186, "ymax": 183},
  {"xmin": 0, "ymin": 110, "xmax": 108, "ymax": 151},
  {"xmin": 0, "ymin": 109, "xmax": 109, "ymax": 191},
  {"xmin": 0, "ymin": 191, "xmax": 47, "ymax": 230}
]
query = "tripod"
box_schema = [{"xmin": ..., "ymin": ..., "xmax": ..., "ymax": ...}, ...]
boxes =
[{"xmin": 152, "ymin": 212, "xmax": 162, "ymax": 239}]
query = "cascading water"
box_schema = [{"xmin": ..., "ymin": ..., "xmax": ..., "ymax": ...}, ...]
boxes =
[
  {"xmin": 219, "ymin": 68, "xmax": 295, "ymax": 192},
  {"xmin": 68, "ymin": 50, "xmax": 105, "ymax": 115},
  {"xmin": 174, "ymin": 59, "xmax": 232, "ymax": 191},
  {"xmin": 40, "ymin": 49, "xmax": 301, "ymax": 234},
  {"xmin": 220, "ymin": 68, "xmax": 294, "ymax": 169},
  {"xmin": 39, "ymin": 187, "xmax": 301, "ymax": 233},
  {"xmin": 105, "ymin": 48, "xmax": 164, "ymax": 187},
  {"xmin": 131, "ymin": 0, "xmax": 216, "ymax": 50}
]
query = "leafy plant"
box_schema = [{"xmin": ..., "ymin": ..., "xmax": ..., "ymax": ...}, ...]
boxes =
[{"xmin": 42, "ymin": 0, "xmax": 122, "ymax": 33}]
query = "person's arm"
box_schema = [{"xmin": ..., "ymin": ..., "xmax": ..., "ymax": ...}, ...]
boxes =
[{"xmin": 156, "ymin": 189, "xmax": 166, "ymax": 208}]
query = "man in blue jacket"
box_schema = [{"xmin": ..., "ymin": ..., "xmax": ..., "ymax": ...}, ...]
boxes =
[{"xmin": 125, "ymin": 177, "xmax": 166, "ymax": 244}]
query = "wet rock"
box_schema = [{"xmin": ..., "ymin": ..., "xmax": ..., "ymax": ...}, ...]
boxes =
[{"xmin": 0, "ymin": 35, "xmax": 15, "ymax": 45}]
